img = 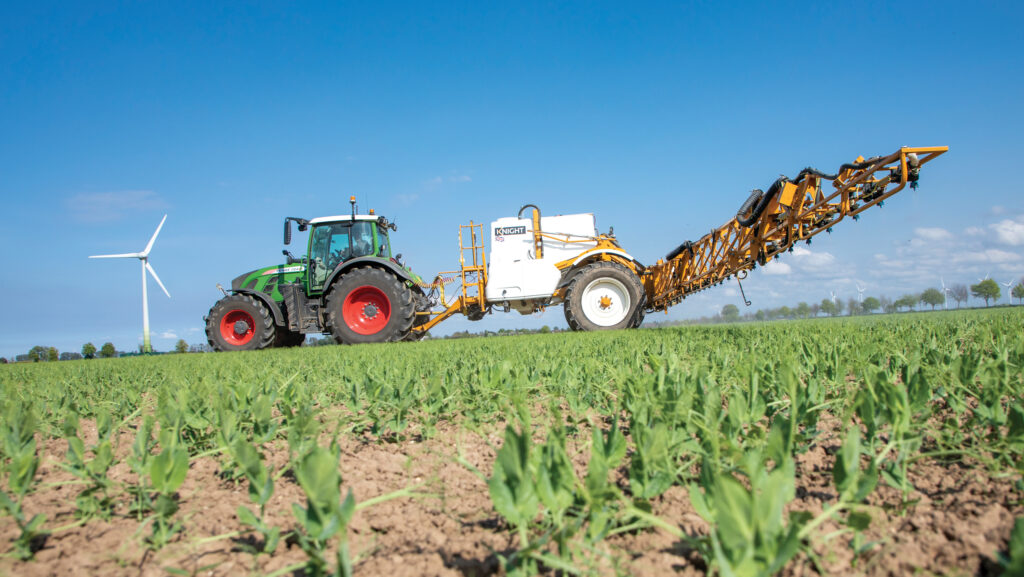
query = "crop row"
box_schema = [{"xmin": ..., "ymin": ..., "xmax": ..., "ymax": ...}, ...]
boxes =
[{"xmin": 2, "ymin": 308, "xmax": 1023, "ymax": 575}]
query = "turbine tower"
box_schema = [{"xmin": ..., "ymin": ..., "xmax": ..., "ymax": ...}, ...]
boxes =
[
  {"xmin": 855, "ymin": 284, "xmax": 866, "ymax": 305},
  {"xmin": 941, "ymin": 277, "xmax": 950, "ymax": 311},
  {"xmin": 89, "ymin": 215, "xmax": 171, "ymax": 353}
]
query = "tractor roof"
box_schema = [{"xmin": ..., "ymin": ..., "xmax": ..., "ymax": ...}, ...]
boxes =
[{"xmin": 309, "ymin": 215, "xmax": 382, "ymax": 225}]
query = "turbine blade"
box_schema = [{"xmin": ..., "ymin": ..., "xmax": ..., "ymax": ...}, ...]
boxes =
[
  {"xmin": 146, "ymin": 262, "xmax": 171, "ymax": 298},
  {"xmin": 143, "ymin": 214, "xmax": 167, "ymax": 256},
  {"xmin": 90, "ymin": 253, "xmax": 144, "ymax": 259}
]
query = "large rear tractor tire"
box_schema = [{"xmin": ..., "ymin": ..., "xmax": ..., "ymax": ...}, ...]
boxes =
[
  {"xmin": 325, "ymin": 267, "xmax": 416, "ymax": 344},
  {"xmin": 206, "ymin": 294, "xmax": 277, "ymax": 351},
  {"xmin": 563, "ymin": 262, "xmax": 644, "ymax": 332}
]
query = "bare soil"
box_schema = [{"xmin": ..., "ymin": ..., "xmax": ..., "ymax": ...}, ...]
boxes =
[{"xmin": 1, "ymin": 414, "xmax": 1020, "ymax": 577}]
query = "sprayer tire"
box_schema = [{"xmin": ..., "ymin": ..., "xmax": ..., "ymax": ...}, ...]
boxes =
[{"xmin": 563, "ymin": 262, "xmax": 644, "ymax": 332}]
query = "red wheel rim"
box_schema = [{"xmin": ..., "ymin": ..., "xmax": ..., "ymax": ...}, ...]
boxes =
[
  {"xmin": 342, "ymin": 285, "xmax": 391, "ymax": 335},
  {"xmin": 220, "ymin": 310, "xmax": 255, "ymax": 346}
]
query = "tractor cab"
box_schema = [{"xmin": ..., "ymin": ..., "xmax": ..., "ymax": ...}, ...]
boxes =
[{"xmin": 305, "ymin": 215, "xmax": 394, "ymax": 291}]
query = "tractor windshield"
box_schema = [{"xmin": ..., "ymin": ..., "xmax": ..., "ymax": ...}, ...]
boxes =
[{"xmin": 308, "ymin": 221, "xmax": 378, "ymax": 291}]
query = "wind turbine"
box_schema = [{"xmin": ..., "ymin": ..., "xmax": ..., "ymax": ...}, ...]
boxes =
[
  {"xmin": 830, "ymin": 290, "xmax": 837, "ymax": 305},
  {"xmin": 855, "ymin": 283, "xmax": 866, "ymax": 305},
  {"xmin": 89, "ymin": 215, "xmax": 171, "ymax": 353},
  {"xmin": 940, "ymin": 277, "xmax": 950, "ymax": 310}
]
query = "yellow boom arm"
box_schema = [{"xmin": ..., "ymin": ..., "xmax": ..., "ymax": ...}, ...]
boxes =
[{"xmin": 643, "ymin": 146, "xmax": 948, "ymax": 310}]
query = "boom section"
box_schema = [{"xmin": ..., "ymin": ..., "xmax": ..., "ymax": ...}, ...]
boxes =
[{"xmin": 644, "ymin": 146, "xmax": 948, "ymax": 311}]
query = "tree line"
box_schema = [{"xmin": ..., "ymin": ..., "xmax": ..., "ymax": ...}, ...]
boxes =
[
  {"xmin": 712, "ymin": 278, "xmax": 1023, "ymax": 324},
  {"xmin": 2, "ymin": 339, "xmax": 206, "ymax": 364}
]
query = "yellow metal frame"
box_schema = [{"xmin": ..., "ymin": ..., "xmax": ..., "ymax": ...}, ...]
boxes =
[
  {"xmin": 408, "ymin": 146, "xmax": 947, "ymax": 334},
  {"xmin": 410, "ymin": 222, "xmax": 489, "ymax": 334},
  {"xmin": 644, "ymin": 146, "xmax": 948, "ymax": 310}
]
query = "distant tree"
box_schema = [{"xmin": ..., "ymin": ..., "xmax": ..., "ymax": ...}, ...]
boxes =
[
  {"xmin": 60, "ymin": 352, "xmax": 83, "ymax": 361},
  {"xmin": 0, "ymin": 357, "xmax": 7, "ymax": 364},
  {"xmin": 47, "ymin": 347, "xmax": 58, "ymax": 361},
  {"xmin": 1012, "ymin": 282, "xmax": 1024, "ymax": 305},
  {"xmin": 539, "ymin": 325, "xmax": 551, "ymax": 334},
  {"xmin": 847, "ymin": 297, "xmax": 861, "ymax": 316},
  {"xmin": 920, "ymin": 288, "xmax": 945, "ymax": 310},
  {"xmin": 754, "ymin": 309, "xmax": 766, "ymax": 321},
  {"xmin": 82, "ymin": 342, "xmax": 97, "ymax": 359},
  {"xmin": 188, "ymin": 343, "xmax": 213, "ymax": 353},
  {"xmin": 862, "ymin": 296, "xmax": 881, "ymax": 314},
  {"xmin": 971, "ymin": 279, "xmax": 1001, "ymax": 307},
  {"xmin": 950, "ymin": 284, "xmax": 968, "ymax": 309},
  {"xmin": 721, "ymin": 304, "xmax": 740, "ymax": 322},
  {"xmin": 820, "ymin": 298, "xmax": 836, "ymax": 317},
  {"xmin": 834, "ymin": 299, "xmax": 844, "ymax": 316},
  {"xmin": 27, "ymin": 346, "xmax": 47, "ymax": 362},
  {"xmin": 795, "ymin": 302, "xmax": 810, "ymax": 319},
  {"xmin": 99, "ymin": 342, "xmax": 116, "ymax": 358},
  {"xmin": 895, "ymin": 294, "xmax": 918, "ymax": 312},
  {"xmin": 175, "ymin": 339, "xmax": 188, "ymax": 353},
  {"xmin": 879, "ymin": 295, "xmax": 895, "ymax": 314},
  {"xmin": 778, "ymin": 306, "xmax": 792, "ymax": 320},
  {"xmin": 809, "ymin": 303, "xmax": 821, "ymax": 317}
]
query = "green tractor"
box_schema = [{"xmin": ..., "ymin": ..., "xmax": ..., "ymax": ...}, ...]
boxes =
[{"xmin": 205, "ymin": 198, "xmax": 429, "ymax": 351}]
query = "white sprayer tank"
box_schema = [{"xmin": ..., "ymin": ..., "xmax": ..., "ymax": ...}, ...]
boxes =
[{"xmin": 485, "ymin": 213, "xmax": 598, "ymax": 309}]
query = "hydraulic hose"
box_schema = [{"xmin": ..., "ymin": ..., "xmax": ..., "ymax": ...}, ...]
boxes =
[
  {"xmin": 737, "ymin": 176, "xmax": 787, "ymax": 227},
  {"xmin": 666, "ymin": 240, "xmax": 695, "ymax": 261},
  {"xmin": 734, "ymin": 160, "xmax": 879, "ymax": 228},
  {"xmin": 518, "ymin": 204, "xmax": 541, "ymax": 219}
]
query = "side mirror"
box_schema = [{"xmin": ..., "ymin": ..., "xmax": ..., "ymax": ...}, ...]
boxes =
[{"xmin": 284, "ymin": 220, "xmax": 292, "ymax": 245}]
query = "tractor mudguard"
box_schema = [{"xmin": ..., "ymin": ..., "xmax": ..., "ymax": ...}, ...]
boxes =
[
  {"xmin": 231, "ymin": 289, "xmax": 286, "ymax": 327},
  {"xmin": 324, "ymin": 257, "xmax": 419, "ymax": 291}
]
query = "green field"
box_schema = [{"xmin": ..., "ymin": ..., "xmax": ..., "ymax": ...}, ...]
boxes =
[{"xmin": 2, "ymin": 309, "xmax": 1023, "ymax": 576}]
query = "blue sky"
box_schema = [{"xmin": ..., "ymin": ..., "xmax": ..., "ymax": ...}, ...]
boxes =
[{"xmin": 2, "ymin": 1, "xmax": 1022, "ymax": 357}]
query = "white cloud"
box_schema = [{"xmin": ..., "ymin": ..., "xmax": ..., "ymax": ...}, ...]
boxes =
[
  {"xmin": 952, "ymin": 249, "xmax": 1021, "ymax": 265},
  {"xmin": 990, "ymin": 217, "xmax": 1024, "ymax": 246},
  {"xmin": 965, "ymin": 226, "xmax": 985, "ymax": 236},
  {"xmin": 763, "ymin": 260, "xmax": 791, "ymax": 275},
  {"xmin": 394, "ymin": 193, "xmax": 419, "ymax": 206},
  {"xmin": 448, "ymin": 174, "xmax": 472, "ymax": 183},
  {"xmin": 790, "ymin": 246, "xmax": 835, "ymax": 267},
  {"xmin": 160, "ymin": 331, "xmax": 178, "ymax": 339},
  {"xmin": 914, "ymin": 227, "xmax": 952, "ymax": 242},
  {"xmin": 66, "ymin": 190, "xmax": 168, "ymax": 223}
]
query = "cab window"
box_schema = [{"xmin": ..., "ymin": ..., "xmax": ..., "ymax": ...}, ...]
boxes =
[{"xmin": 308, "ymin": 221, "xmax": 377, "ymax": 291}]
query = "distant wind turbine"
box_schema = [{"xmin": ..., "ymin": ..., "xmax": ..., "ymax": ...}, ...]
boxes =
[
  {"xmin": 89, "ymin": 215, "xmax": 171, "ymax": 353},
  {"xmin": 940, "ymin": 277, "xmax": 950, "ymax": 310},
  {"xmin": 855, "ymin": 284, "xmax": 866, "ymax": 304}
]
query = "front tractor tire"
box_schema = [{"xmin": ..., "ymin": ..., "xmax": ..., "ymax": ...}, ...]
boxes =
[
  {"xmin": 206, "ymin": 294, "xmax": 277, "ymax": 352},
  {"xmin": 563, "ymin": 262, "xmax": 645, "ymax": 332},
  {"xmin": 326, "ymin": 267, "xmax": 416, "ymax": 345}
]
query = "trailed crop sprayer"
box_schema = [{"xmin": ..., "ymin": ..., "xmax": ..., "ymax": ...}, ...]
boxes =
[{"xmin": 205, "ymin": 146, "xmax": 947, "ymax": 351}]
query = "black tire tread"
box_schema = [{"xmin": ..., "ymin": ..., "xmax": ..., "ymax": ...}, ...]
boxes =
[
  {"xmin": 205, "ymin": 294, "xmax": 277, "ymax": 352},
  {"xmin": 325, "ymin": 266, "xmax": 416, "ymax": 344},
  {"xmin": 562, "ymin": 261, "xmax": 644, "ymax": 332}
]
